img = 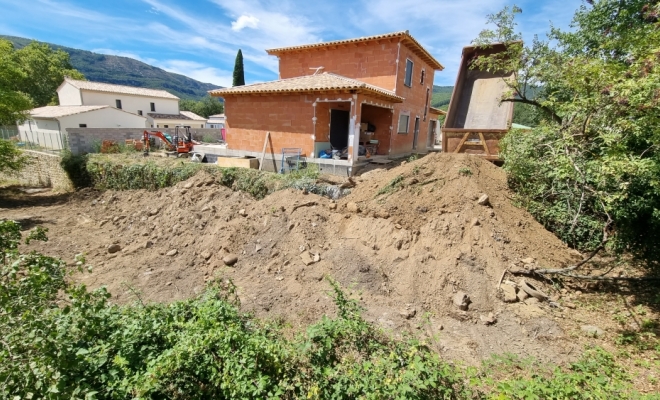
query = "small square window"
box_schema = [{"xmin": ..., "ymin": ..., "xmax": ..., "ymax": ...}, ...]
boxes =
[
  {"xmin": 397, "ymin": 114, "xmax": 409, "ymax": 134},
  {"xmin": 404, "ymin": 59, "xmax": 413, "ymax": 87},
  {"xmin": 137, "ymin": 110, "xmax": 143, "ymax": 116},
  {"xmin": 420, "ymin": 70, "xmax": 425, "ymax": 85},
  {"xmin": 79, "ymin": 124, "xmax": 87, "ymax": 128},
  {"xmin": 150, "ymin": 102, "xmax": 156, "ymax": 112},
  {"xmin": 164, "ymin": 125, "xmax": 169, "ymax": 128},
  {"xmin": 115, "ymin": 99, "xmax": 122, "ymax": 109}
]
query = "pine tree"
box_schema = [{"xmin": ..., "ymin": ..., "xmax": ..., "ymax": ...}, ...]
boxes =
[{"xmin": 232, "ymin": 49, "xmax": 245, "ymax": 87}]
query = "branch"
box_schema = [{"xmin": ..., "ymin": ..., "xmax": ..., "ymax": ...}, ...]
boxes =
[{"xmin": 501, "ymin": 97, "xmax": 561, "ymax": 122}]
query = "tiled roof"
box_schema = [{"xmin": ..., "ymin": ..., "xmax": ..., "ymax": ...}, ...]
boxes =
[
  {"xmin": 429, "ymin": 107, "xmax": 447, "ymax": 115},
  {"xmin": 148, "ymin": 113, "xmax": 195, "ymax": 120},
  {"xmin": 209, "ymin": 73, "xmax": 403, "ymax": 102},
  {"xmin": 180, "ymin": 111, "xmax": 206, "ymax": 120},
  {"xmin": 63, "ymin": 77, "xmax": 179, "ymax": 100},
  {"xmin": 30, "ymin": 105, "xmax": 108, "ymax": 118},
  {"xmin": 266, "ymin": 31, "xmax": 444, "ymax": 70}
]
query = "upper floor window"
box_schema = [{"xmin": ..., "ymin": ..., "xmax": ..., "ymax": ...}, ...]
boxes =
[
  {"xmin": 420, "ymin": 69, "xmax": 425, "ymax": 85},
  {"xmin": 79, "ymin": 124, "xmax": 87, "ymax": 128},
  {"xmin": 115, "ymin": 99, "xmax": 122, "ymax": 109},
  {"xmin": 404, "ymin": 59, "xmax": 414, "ymax": 87},
  {"xmin": 150, "ymin": 102, "xmax": 156, "ymax": 112},
  {"xmin": 137, "ymin": 110, "xmax": 143, "ymax": 116}
]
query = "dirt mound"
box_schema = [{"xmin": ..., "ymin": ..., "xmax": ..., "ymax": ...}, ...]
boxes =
[{"xmin": 2, "ymin": 155, "xmax": 588, "ymax": 364}]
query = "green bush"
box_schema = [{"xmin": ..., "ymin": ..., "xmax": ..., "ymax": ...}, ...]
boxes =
[
  {"xmin": 60, "ymin": 150, "xmax": 92, "ymax": 188},
  {"xmin": 0, "ymin": 220, "xmax": 466, "ymax": 399}
]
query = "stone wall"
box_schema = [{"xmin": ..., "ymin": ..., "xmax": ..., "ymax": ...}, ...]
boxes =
[
  {"xmin": 9, "ymin": 150, "xmax": 73, "ymax": 191},
  {"xmin": 66, "ymin": 128, "xmax": 224, "ymax": 155}
]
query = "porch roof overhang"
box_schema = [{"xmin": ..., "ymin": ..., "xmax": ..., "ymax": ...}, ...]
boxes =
[
  {"xmin": 429, "ymin": 107, "xmax": 447, "ymax": 115},
  {"xmin": 209, "ymin": 72, "xmax": 404, "ymax": 103}
]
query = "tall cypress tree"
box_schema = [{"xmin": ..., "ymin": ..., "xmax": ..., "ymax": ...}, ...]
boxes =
[{"xmin": 232, "ymin": 49, "xmax": 245, "ymax": 87}]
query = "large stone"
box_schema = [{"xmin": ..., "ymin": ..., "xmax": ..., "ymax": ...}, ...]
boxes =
[
  {"xmin": 400, "ymin": 308, "xmax": 416, "ymax": 320},
  {"xmin": 477, "ymin": 194, "xmax": 490, "ymax": 206},
  {"xmin": 223, "ymin": 254, "xmax": 239, "ymax": 266},
  {"xmin": 300, "ymin": 251, "xmax": 315, "ymax": 266},
  {"xmin": 200, "ymin": 251, "xmax": 212, "ymax": 260},
  {"xmin": 453, "ymin": 291, "xmax": 471, "ymax": 311},
  {"xmin": 107, "ymin": 244, "xmax": 121, "ymax": 254},
  {"xmin": 501, "ymin": 284, "xmax": 518, "ymax": 302},
  {"xmin": 480, "ymin": 312, "xmax": 497, "ymax": 325},
  {"xmin": 346, "ymin": 202, "xmax": 360, "ymax": 213},
  {"xmin": 581, "ymin": 325, "xmax": 604, "ymax": 337},
  {"xmin": 238, "ymin": 209, "xmax": 247, "ymax": 217},
  {"xmin": 166, "ymin": 249, "xmax": 178, "ymax": 256}
]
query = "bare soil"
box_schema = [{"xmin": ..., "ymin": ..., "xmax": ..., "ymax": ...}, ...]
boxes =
[{"xmin": 2, "ymin": 153, "xmax": 658, "ymax": 380}]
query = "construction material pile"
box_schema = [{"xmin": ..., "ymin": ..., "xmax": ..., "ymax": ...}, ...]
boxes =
[{"xmin": 10, "ymin": 153, "xmax": 586, "ymax": 364}]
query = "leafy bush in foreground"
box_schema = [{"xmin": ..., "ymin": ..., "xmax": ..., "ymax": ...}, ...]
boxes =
[{"xmin": 0, "ymin": 220, "xmax": 464, "ymax": 399}]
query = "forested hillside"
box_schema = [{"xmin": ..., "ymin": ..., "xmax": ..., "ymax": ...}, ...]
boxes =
[{"xmin": 1, "ymin": 35, "xmax": 221, "ymax": 100}]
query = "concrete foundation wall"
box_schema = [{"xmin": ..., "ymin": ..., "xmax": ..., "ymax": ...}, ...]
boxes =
[
  {"xmin": 8, "ymin": 150, "xmax": 73, "ymax": 191},
  {"xmin": 66, "ymin": 127, "xmax": 224, "ymax": 154}
]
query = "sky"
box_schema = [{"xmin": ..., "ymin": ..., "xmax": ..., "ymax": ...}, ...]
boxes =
[{"xmin": 0, "ymin": 0, "xmax": 582, "ymax": 87}]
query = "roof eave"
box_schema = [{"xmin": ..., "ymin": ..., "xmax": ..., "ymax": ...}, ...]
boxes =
[{"xmin": 211, "ymin": 88, "xmax": 402, "ymax": 103}]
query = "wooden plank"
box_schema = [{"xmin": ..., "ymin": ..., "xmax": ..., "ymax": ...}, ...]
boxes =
[
  {"xmin": 479, "ymin": 132, "xmax": 491, "ymax": 156},
  {"xmin": 259, "ymin": 131, "xmax": 270, "ymax": 171},
  {"xmin": 453, "ymin": 132, "xmax": 470, "ymax": 153},
  {"xmin": 217, "ymin": 157, "xmax": 259, "ymax": 169}
]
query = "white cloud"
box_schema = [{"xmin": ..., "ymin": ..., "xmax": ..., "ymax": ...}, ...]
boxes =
[{"xmin": 231, "ymin": 14, "xmax": 259, "ymax": 31}]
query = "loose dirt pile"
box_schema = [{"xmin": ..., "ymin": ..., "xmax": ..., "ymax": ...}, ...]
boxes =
[{"xmin": 1, "ymin": 153, "xmax": 602, "ymax": 364}]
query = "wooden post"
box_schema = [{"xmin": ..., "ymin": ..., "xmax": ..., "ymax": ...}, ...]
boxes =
[{"xmin": 259, "ymin": 131, "xmax": 270, "ymax": 171}]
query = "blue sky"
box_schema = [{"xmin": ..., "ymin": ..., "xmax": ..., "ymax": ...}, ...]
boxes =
[{"xmin": 0, "ymin": 0, "xmax": 582, "ymax": 87}]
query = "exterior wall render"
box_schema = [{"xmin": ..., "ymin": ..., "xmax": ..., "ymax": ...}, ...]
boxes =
[
  {"xmin": 57, "ymin": 82, "xmax": 83, "ymax": 106},
  {"xmin": 277, "ymin": 40, "xmax": 399, "ymax": 91},
  {"xmin": 223, "ymin": 93, "xmax": 316, "ymax": 157},
  {"xmin": 80, "ymin": 91, "xmax": 179, "ymax": 115}
]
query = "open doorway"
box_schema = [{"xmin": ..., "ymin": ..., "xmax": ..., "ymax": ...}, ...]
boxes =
[
  {"xmin": 427, "ymin": 120, "xmax": 437, "ymax": 148},
  {"xmin": 412, "ymin": 116, "xmax": 420, "ymax": 150},
  {"xmin": 329, "ymin": 109, "xmax": 350, "ymax": 150}
]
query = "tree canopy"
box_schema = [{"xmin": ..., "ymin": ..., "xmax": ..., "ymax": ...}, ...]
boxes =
[
  {"xmin": 473, "ymin": 1, "xmax": 660, "ymax": 268},
  {"xmin": 179, "ymin": 95, "xmax": 224, "ymax": 119},
  {"xmin": 0, "ymin": 39, "xmax": 84, "ymax": 125},
  {"xmin": 232, "ymin": 49, "xmax": 245, "ymax": 87}
]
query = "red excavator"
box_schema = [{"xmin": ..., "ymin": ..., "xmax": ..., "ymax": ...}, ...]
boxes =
[{"xmin": 143, "ymin": 125, "xmax": 200, "ymax": 156}]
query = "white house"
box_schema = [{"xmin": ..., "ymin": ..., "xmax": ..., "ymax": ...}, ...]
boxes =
[
  {"xmin": 57, "ymin": 78, "xmax": 204, "ymax": 128},
  {"xmin": 17, "ymin": 105, "xmax": 147, "ymax": 150},
  {"xmin": 205, "ymin": 113, "xmax": 226, "ymax": 129}
]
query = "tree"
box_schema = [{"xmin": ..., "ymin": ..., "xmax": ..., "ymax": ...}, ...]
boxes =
[
  {"xmin": 232, "ymin": 49, "xmax": 245, "ymax": 87},
  {"xmin": 0, "ymin": 40, "xmax": 32, "ymax": 125},
  {"xmin": 14, "ymin": 41, "xmax": 84, "ymax": 106},
  {"xmin": 473, "ymin": 2, "xmax": 660, "ymax": 272},
  {"xmin": 179, "ymin": 95, "xmax": 224, "ymax": 118}
]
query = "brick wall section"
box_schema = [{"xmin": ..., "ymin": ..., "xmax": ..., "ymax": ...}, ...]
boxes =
[
  {"xmin": 391, "ymin": 43, "xmax": 436, "ymax": 155},
  {"xmin": 314, "ymin": 100, "xmax": 352, "ymax": 146},
  {"xmin": 9, "ymin": 150, "xmax": 73, "ymax": 191},
  {"xmin": 66, "ymin": 128, "xmax": 224, "ymax": 155},
  {"xmin": 224, "ymin": 94, "xmax": 315, "ymax": 157},
  {"xmin": 277, "ymin": 40, "xmax": 399, "ymax": 91}
]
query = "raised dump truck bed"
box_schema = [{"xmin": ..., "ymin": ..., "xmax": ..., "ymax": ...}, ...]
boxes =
[{"xmin": 442, "ymin": 43, "xmax": 515, "ymax": 160}]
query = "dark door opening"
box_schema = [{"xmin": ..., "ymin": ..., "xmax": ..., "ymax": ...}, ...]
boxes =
[
  {"xmin": 428, "ymin": 120, "xmax": 436, "ymax": 148},
  {"xmin": 329, "ymin": 109, "xmax": 350, "ymax": 150},
  {"xmin": 412, "ymin": 116, "xmax": 420, "ymax": 150}
]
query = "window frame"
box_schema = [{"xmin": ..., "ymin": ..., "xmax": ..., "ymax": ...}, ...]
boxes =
[
  {"xmin": 137, "ymin": 110, "xmax": 143, "ymax": 116},
  {"xmin": 420, "ymin": 69, "xmax": 425, "ymax": 85},
  {"xmin": 150, "ymin": 102, "xmax": 156, "ymax": 112},
  {"xmin": 397, "ymin": 114, "xmax": 410, "ymax": 134},
  {"xmin": 115, "ymin": 99, "xmax": 122, "ymax": 109},
  {"xmin": 78, "ymin": 124, "xmax": 87, "ymax": 128},
  {"xmin": 404, "ymin": 58, "xmax": 414, "ymax": 87}
]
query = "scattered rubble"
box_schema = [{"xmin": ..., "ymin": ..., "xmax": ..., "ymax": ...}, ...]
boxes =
[{"xmin": 453, "ymin": 292, "xmax": 471, "ymax": 311}]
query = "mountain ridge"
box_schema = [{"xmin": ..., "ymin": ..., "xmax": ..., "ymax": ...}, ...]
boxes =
[{"xmin": 1, "ymin": 35, "xmax": 222, "ymax": 100}]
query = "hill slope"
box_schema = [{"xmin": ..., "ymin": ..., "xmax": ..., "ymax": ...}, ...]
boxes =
[{"xmin": 1, "ymin": 35, "xmax": 221, "ymax": 100}]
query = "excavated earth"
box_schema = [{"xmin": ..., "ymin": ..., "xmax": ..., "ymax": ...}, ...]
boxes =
[{"xmin": 0, "ymin": 153, "xmax": 625, "ymax": 365}]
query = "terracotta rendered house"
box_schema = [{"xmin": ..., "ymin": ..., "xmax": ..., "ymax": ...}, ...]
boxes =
[{"xmin": 209, "ymin": 31, "xmax": 444, "ymax": 174}]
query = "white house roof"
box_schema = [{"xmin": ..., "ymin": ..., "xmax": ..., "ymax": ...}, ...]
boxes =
[
  {"xmin": 180, "ymin": 111, "xmax": 207, "ymax": 120},
  {"xmin": 62, "ymin": 77, "xmax": 179, "ymax": 100},
  {"xmin": 30, "ymin": 105, "xmax": 108, "ymax": 119}
]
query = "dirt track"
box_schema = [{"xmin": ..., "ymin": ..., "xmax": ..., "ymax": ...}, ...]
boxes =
[{"xmin": 0, "ymin": 153, "xmax": 648, "ymax": 366}]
